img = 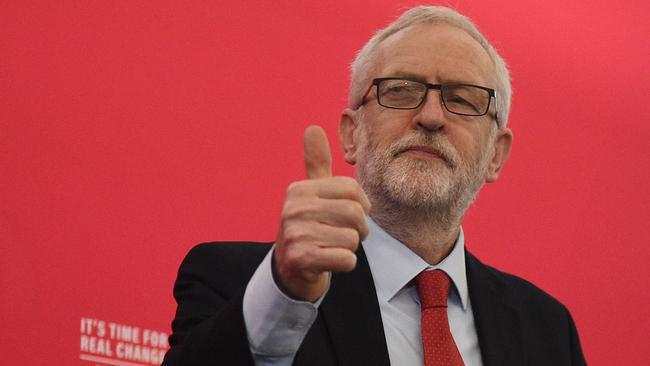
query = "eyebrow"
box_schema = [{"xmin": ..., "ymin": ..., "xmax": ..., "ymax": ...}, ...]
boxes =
[
  {"xmin": 384, "ymin": 70, "xmax": 488, "ymax": 87},
  {"xmin": 386, "ymin": 70, "xmax": 426, "ymax": 81}
]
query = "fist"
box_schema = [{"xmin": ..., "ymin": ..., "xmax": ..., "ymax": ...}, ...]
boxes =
[{"xmin": 273, "ymin": 126, "xmax": 370, "ymax": 302}]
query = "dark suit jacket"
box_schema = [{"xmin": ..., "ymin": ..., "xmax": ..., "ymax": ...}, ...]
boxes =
[{"xmin": 162, "ymin": 242, "xmax": 586, "ymax": 366}]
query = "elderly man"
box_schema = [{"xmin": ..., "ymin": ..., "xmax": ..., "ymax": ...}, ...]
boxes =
[{"xmin": 163, "ymin": 6, "xmax": 586, "ymax": 366}]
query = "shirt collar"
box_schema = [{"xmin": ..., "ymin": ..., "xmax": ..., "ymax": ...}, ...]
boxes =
[{"xmin": 362, "ymin": 217, "xmax": 469, "ymax": 310}]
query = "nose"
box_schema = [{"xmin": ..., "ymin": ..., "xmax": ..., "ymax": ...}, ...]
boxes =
[{"xmin": 412, "ymin": 89, "xmax": 447, "ymax": 133}]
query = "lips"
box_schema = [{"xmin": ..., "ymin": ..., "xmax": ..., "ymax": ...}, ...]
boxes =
[{"xmin": 397, "ymin": 145, "xmax": 453, "ymax": 167}]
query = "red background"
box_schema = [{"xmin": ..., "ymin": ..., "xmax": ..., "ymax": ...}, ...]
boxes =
[{"xmin": 2, "ymin": 1, "xmax": 649, "ymax": 365}]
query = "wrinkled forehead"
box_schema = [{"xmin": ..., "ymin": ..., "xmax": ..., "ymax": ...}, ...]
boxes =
[{"xmin": 372, "ymin": 23, "xmax": 497, "ymax": 88}]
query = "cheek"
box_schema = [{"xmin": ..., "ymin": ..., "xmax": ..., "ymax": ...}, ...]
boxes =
[
  {"xmin": 452, "ymin": 123, "xmax": 493, "ymax": 158},
  {"xmin": 362, "ymin": 110, "xmax": 412, "ymax": 147}
]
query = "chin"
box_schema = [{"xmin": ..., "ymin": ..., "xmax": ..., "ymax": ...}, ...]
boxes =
[{"xmin": 382, "ymin": 160, "xmax": 455, "ymax": 209}]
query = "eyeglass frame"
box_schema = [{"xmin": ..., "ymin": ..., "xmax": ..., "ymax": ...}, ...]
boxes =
[{"xmin": 359, "ymin": 77, "xmax": 500, "ymax": 125}]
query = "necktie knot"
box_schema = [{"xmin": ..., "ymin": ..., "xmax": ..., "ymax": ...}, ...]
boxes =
[{"xmin": 416, "ymin": 269, "xmax": 450, "ymax": 309}]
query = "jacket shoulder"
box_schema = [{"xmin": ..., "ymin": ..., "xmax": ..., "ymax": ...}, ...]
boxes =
[
  {"xmin": 467, "ymin": 251, "xmax": 568, "ymax": 314},
  {"xmin": 177, "ymin": 241, "xmax": 273, "ymax": 294},
  {"xmin": 467, "ymin": 252, "xmax": 586, "ymax": 365}
]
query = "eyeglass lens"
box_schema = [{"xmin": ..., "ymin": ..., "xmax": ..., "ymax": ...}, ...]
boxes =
[{"xmin": 377, "ymin": 79, "xmax": 490, "ymax": 115}]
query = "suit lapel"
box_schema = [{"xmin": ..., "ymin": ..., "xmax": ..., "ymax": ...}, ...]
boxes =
[
  {"xmin": 466, "ymin": 251, "xmax": 524, "ymax": 366},
  {"xmin": 318, "ymin": 246, "xmax": 391, "ymax": 366},
  {"xmin": 297, "ymin": 247, "xmax": 525, "ymax": 366}
]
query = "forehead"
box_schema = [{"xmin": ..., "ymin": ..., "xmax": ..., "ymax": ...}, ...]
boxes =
[{"xmin": 374, "ymin": 23, "xmax": 496, "ymax": 87}]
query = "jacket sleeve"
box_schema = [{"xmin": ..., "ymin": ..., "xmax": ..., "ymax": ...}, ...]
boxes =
[
  {"xmin": 161, "ymin": 242, "xmax": 270, "ymax": 366},
  {"xmin": 566, "ymin": 306, "xmax": 587, "ymax": 366}
]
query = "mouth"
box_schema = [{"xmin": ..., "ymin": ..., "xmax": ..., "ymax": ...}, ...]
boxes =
[{"xmin": 397, "ymin": 145, "xmax": 453, "ymax": 167}]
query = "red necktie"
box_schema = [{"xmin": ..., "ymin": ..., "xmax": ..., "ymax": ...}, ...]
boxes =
[{"xmin": 416, "ymin": 270, "xmax": 465, "ymax": 366}]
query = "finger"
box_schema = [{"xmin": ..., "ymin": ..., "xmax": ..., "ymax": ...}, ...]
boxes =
[
  {"xmin": 289, "ymin": 176, "xmax": 371, "ymax": 214},
  {"xmin": 304, "ymin": 125, "xmax": 332, "ymax": 179},
  {"xmin": 285, "ymin": 198, "xmax": 369, "ymax": 239},
  {"xmin": 315, "ymin": 177, "xmax": 371, "ymax": 214},
  {"xmin": 296, "ymin": 247, "xmax": 358, "ymax": 273},
  {"xmin": 287, "ymin": 222, "xmax": 360, "ymax": 252},
  {"xmin": 315, "ymin": 225, "xmax": 361, "ymax": 252},
  {"xmin": 315, "ymin": 200, "xmax": 369, "ymax": 239}
]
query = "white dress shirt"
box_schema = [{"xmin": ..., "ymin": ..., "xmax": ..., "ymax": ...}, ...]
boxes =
[{"xmin": 243, "ymin": 217, "xmax": 484, "ymax": 365}]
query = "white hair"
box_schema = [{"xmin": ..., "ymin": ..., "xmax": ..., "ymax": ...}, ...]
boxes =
[{"xmin": 349, "ymin": 6, "xmax": 512, "ymax": 127}]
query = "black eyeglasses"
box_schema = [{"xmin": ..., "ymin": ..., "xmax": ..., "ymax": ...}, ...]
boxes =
[{"xmin": 361, "ymin": 77, "xmax": 498, "ymax": 122}]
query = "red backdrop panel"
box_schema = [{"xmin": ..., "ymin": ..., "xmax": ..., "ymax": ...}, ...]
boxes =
[{"xmin": 2, "ymin": 1, "xmax": 648, "ymax": 365}]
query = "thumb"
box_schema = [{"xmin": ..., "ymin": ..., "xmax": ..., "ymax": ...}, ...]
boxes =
[{"xmin": 304, "ymin": 125, "xmax": 332, "ymax": 179}]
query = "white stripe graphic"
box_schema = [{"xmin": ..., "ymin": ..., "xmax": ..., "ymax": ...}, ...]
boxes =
[{"xmin": 79, "ymin": 354, "xmax": 146, "ymax": 366}]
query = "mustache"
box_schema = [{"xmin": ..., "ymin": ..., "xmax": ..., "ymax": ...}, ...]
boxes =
[{"xmin": 388, "ymin": 134, "xmax": 459, "ymax": 168}]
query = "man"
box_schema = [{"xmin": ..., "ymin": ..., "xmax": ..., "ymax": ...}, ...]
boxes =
[{"xmin": 163, "ymin": 6, "xmax": 586, "ymax": 366}]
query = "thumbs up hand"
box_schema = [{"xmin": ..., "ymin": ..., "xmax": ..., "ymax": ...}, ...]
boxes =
[{"xmin": 273, "ymin": 125, "xmax": 371, "ymax": 302}]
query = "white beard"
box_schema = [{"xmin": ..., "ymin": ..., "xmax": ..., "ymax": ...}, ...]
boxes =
[{"xmin": 356, "ymin": 126, "xmax": 493, "ymax": 221}]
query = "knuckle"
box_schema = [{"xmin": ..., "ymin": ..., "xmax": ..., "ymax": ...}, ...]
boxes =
[
  {"xmin": 343, "ymin": 236, "xmax": 359, "ymax": 252},
  {"xmin": 358, "ymin": 222, "xmax": 369, "ymax": 239},
  {"xmin": 282, "ymin": 200, "xmax": 305, "ymax": 221},
  {"xmin": 286, "ymin": 181, "xmax": 309, "ymax": 197},
  {"xmin": 343, "ymin": 202, "xmax": 365, "ymax": 223},
  {"xmin": 280, "ymin": 202, "xmax": 294, "ymax": 221},
  {"xmin": 286, "ymin": 181, "xmax": 300, "ymax": 194},
  {"xmin": 335, "ymin": 176, "xmax": 356, "ymax": 189},
  {"xmin": 347, "ymin": 177, "xmax": 363, "ymax": 193},
  {"xmin": 292, "ymin": 248, "xmax": 316, "ymax": 271},
  {"xmin": 347, "ymin": 230, "xmax": 360, "ymax": 248},
  {"xmin": 283, "ymin": 225, "xmax": 308, "ymax": 244},
  {"xmin": 352, "ymin": 202, "xmax": 365, "ymax": 220},
  {"xmin": 339, "ymin": 176, "xmax": 357, "ymax": 185},
  {"xmin": 283, "ymin": 247, "xmax": 305, "ymax": 269}
]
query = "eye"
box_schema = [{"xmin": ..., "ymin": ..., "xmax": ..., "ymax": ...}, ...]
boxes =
[
  {"xmin": 383, "ymin": 84, "xmax": 419, "ymax": 95},
  {"xmin": 376, "ymin": 79, "xmax": 427, "ymax": 108},
  {"xmin": 447, "ymin": 95, "xmax": 474, "ymax": 107},
  {"xmin": 443, "ymin": 87, "xmax": 483, "ymax": 114}
]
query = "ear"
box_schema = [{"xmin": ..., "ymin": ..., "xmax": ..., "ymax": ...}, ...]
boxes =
[
  {"xmin": 339, "ymin": 108, "xmax": 360, "ymax": 165},
  {"xmin": 485, "ymin": 127, "xmax": 513, "ymax": 183}
]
